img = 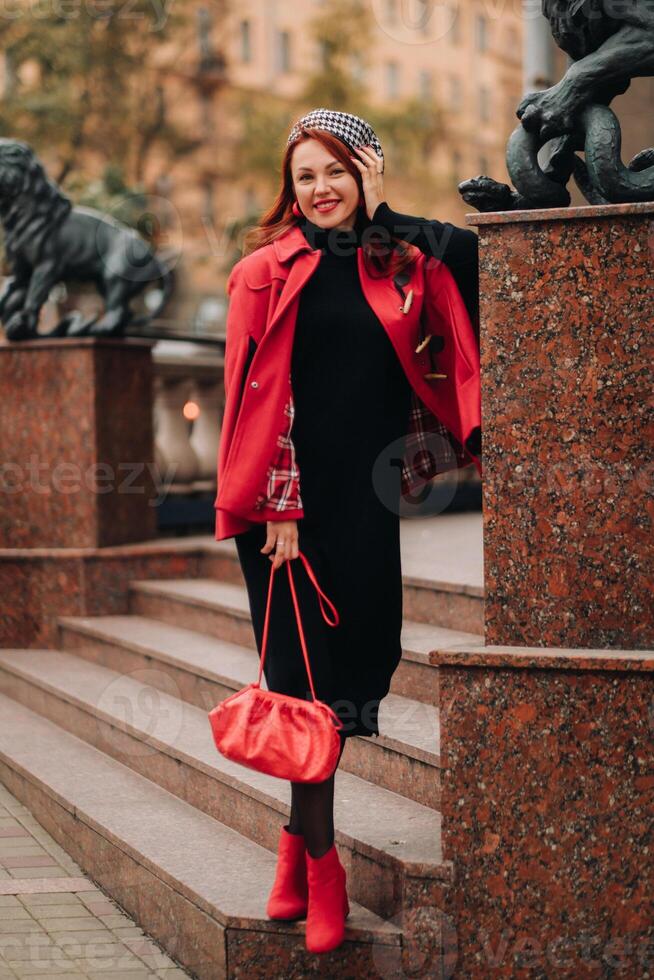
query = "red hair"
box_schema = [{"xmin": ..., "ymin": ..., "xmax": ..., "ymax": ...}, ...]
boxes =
[{"xmin": 241, "ymin": 128, "xmax": 417, "ymax": 279}]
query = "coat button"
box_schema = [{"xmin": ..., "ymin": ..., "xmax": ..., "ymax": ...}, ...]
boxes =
[{"xmin": 250, "ymin": 380, "xmax": 258, "ymax": 388}]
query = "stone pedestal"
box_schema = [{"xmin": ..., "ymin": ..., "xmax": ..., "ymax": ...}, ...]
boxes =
[
  {"xmin": 467, "ymin": 202, "xmax": 654, "ymax": 650},
  {"xmin": 434, "ymin": 645, "xmax": 654, "ymax": 979},
  {"xmin": 0, "ymin": 338, "xmax": 157, "ymax": 549}
]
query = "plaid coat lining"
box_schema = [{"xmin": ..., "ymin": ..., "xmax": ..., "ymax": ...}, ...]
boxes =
[
  {"xmin": 253, "ymin": 375, "xmax": 303, "ymax": 512},
  {"xmin": 253, "ymin": 382, "xmax": 469, "ymax": 513}
]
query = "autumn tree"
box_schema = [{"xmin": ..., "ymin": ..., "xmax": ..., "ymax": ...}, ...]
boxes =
[{"xmin": 0, "ymin": 1, "xmax": 198, "ymax": 187}]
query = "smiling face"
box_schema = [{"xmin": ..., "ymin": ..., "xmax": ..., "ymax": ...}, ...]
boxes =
[{"xmin": 290, "ymin": 137, "xmax": 361, "ymax": 230}]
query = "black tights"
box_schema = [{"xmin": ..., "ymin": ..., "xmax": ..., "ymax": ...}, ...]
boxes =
[{"xmin": 286, "ymin": 734, "xmax": 347, "ymax": 858}]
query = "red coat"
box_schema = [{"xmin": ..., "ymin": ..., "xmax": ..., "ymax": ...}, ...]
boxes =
[{"xmin": 214, "ymin": 223, "xmax": 482, "ymax": 540}]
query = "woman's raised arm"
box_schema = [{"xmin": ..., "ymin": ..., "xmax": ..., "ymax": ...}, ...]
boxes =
[{"xmin": 371, "ymin": 201, "xmax": 479, "ymax": 340}]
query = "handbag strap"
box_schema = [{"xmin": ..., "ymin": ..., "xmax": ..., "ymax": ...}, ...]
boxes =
[{"xmin": 258, "ymin": 549, "xmax": 340, "ymax": 700}]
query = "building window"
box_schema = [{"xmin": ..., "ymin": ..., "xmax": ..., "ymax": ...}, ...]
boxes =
[
  {"xmin": 244, "ymin": 187, "xmax": 259, "ymax": 214},
  {"xmin": 386, "ymin": 61, "xmax": 400, "ymax": 99},
  {"xmin": 350, "ymin": 52, "xmax": 366, "ymax": 86},
  {"xmin": 452, "ymin": 150, "xmax": 462, "ymax": 184},
  {"xmin": 202, "ymin": 179, "xmax": 214, "ymax": 228},
  {"xmin": 276, "ymin": 30, "xmax": 291, "ymax": 73},
  {"xmin": 449, "ymin": 75, "xmax": 462, "ymax": 111},
  {"xmin": 479, "ymin": 85, "xmax": 491, "ymax": 122},
  {"xmin": 447, "ymin": 4, "xmax": 461, "ymax": 44},
  {"xmin": 475, "ymin": 14, "xmax": 488, "ymax": 51},
  {"xmin": 417, "ymin": 0, "xmax": 431, "ymax": 35},
  {"xmin": 418, "ymin": 69, "xmax": 432, "ymax": 102},
  {"xmin": 239, "ymin": 20, "xmax": 251, "ymax": 63},
  {"xmin": 506, "ymin": 25, "xmax": 519, "ymax": 59}
]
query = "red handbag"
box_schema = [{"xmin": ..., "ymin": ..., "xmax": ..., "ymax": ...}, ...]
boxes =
[{"xmin": 208, "ymin": 549, "xmax": 344, "ymax": 782}]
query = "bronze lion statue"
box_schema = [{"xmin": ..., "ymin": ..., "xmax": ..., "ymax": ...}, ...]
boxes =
[
  {"xmin": 460, "ymin": 0, "xmax": 654, "ymax": 211},
  {"xmin": 0, "ymin": 139, "xmax": 173, "ymax": 341}
]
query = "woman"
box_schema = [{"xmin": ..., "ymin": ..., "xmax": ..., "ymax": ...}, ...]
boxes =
[{"xmin": 215, "ymin": 108, "xmax": 481, "ymax": 954}]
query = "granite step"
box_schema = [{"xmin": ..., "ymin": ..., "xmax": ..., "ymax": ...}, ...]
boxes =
[
  {"xmin": 0, "ymin": 693, "xmax": 401, "ymax": 979},
  {"xmin": 126, "ymin": 577, "xmax": 483, "ymax": 706},
  {"xmin": 56, "ymin": 613, "xmax": 442, "ymax": 809},
  {"xmin": 200, "ymin": 540, "xmax": 484, "ymax": 633},
  {"xmin": 0, "ymin": 648, "xmax": 452, "ymax": 920}
]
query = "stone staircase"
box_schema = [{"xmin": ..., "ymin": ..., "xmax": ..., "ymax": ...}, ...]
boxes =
[{"xmin": 0, "ymin": 538, "xmax": 484, "ymax": 978}]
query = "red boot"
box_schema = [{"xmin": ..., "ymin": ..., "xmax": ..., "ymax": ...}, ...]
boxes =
[
  {"xmin": 266, "ymin": 825, "xmax": 308, "ymax": 920},
  {"xmin": 305, "ymin": 843, "xmax": 350, "ymax": 954}
]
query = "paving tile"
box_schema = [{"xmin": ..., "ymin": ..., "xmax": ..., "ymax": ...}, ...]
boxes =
[
  {"xmin": 13, "ymin": 974, "xmax": 88, "ymax": 979},
  {"xmin": 96, "ymin": 915, "xmax": 148, "ymax": 932},
  {"xmin": 73, "ymin": 939, "xmax": 142, "ymax": 959},
  {"xmin": 73, "ymin": 887, "xmax": 106, "ymax": 900},
  {"xmin": 19, "ymin": 893, "xmax": 84, "ymax": 907},
  {"xmin": 50, "ymin": 928, "xmax": 115, "ymax": 945},
  {"xmin": 0, "ymin": 858, "xmax": 59, "ymax": 870},
  {"xmin": 0, "ymin": 933, "xmax": 52, "ymax": 959},
  {"xmin": 0, "ymin": 938, "xmax": 62, "ymax": 962},
  {"xmin": 86, "ymin": 972, "xmax": 154, "ymax": 980},
  {"xmin": 136, "ymin": 951, "xmax": 176, "ymax": 969},
  {"xmin": 0, "ymin": 878, "xmax": 93, "ymax": 895},
  {"xmin": 110, "ymin": 928, "xmax": 145, "ymax": 940},
  {"xmin": 0, "ymin": 920, "xmax": 41, "ymax": 934},
  {"xmin": 6, "ymin": 868, "xmax": 68, "ymax": 879},
  {"xmin": 123, "ymin": 937, "xmax": 170, "ymax": 960},
  {"xmin": 0, "ymin": 838, "xmax": 45, "ymax": 848},
  {"xmin": 2, "ymin": 961, "xmax": 78, "ymax": 976},
  {"xmin": 54, "ymin": 936, "xmax": 127, "ymax": 964},
  {"xmin": 26, "ymin": 905, "xmax": 93, "ymax": 920},
  {"xmin": 0, "ymin": 851, "xmax": 48, "ymax": 862},
  {"xmin": 74, "ymin": 952, "xmax": 147, "ymax": 973},
  {"xmin": 78, "ymin": 900, "xmax": 117, "ymax": 916},
  {"xmin": 32, "ymin": 915, "xmax": 103, "ymax": 932},
  {"xmin": 0, "ymin": 907, "xmax": 33, "ymax": 921}
]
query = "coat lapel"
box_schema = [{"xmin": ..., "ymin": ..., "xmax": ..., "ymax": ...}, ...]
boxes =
[
  {"xmin": 259, "ymin": 232, "xmax": 321, "ymax": 341},
  {"xmin": 356, "ymin": 248, "xmax": 424, "ymax": 361}
]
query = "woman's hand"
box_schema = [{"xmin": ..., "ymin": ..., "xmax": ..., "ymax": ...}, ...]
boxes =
[
  {"xmin": 349, "ymin": 145, "xmax": 385, "ymax": 222},
  {"xmin": 261, "ymin": 520, "xmax": 299, "ymax": 569}
]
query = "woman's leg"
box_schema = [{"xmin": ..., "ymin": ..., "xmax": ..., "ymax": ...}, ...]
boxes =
[
  {"xmin": 236, "ymin": 525, "xmax": 348, "ymax": 853},
  {"xmin": 235, "ymin": 525, "xmax": 337, "ymax": 707},
  {"xmin": 288, "ymin": 734, "xmax": 347, "ymax": 857}
]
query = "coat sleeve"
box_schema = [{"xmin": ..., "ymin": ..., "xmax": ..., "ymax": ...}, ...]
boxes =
[
  {"xmin": 372, "ymin": 201, "xmax": 479, "ymax": 346},
  {"xmin": 222, "ymin": 263, "xmax": 246, "ymax": 404},
  {"xmin": 423, "ymin": 259, "xmax": 482, "ymax": 464}
]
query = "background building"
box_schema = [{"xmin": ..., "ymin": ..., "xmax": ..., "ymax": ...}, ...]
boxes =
[{"xmin": 0, "ymin": 0, "xmax": 651, "ymax": 332}]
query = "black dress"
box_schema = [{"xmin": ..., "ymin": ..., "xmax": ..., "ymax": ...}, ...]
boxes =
[{"xmin": 235, "ymin": 204, "xmax": 478, "ymax": 739}]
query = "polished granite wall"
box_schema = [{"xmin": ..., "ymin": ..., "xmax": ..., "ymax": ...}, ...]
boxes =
[
  {"xmin": 0, "ymin": 338, "xmax": 157, "ymax": 550},
  {"xmin": 467, "ymin": 202, "xmax": 654, "ymax": 650},
  {"xmin": 434, "ymin": 646, "xmax": 653, "ymax": 979}
]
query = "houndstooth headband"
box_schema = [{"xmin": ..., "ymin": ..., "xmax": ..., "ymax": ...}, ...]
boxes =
[{"xmin": 287, "ymin": 108, "xmax": 384, "ymax": 173}]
